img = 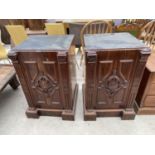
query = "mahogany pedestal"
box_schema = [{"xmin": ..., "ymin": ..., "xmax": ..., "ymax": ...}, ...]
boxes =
[
  {"xmin": 135, "ymin": 53, "xmax": 155, "ymax": 114},
  {"xmin": 8, "ymin": 35, "xmax": 78, "ymax": 120},
  {"xmin": 83, "ymin": 33, "xmax": 150, "ymax": 120}
]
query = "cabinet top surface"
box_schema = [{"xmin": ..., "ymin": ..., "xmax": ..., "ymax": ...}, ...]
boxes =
[
  {"xmin": 12, "ymin": 35, "xmax": 74, "ymax": 51},
  {"xmin": 84, "ymin": 33, "xmax": 149, "ymax": 51}
]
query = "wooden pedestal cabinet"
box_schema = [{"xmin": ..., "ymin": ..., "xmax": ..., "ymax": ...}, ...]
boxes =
[
  {"xmin": 135, "ymin": 53, "xmax": 155, "ymax": 114},
  {"xmin": 8, "ymin": 35, "xmax": 78, "ymax": 120},
  {"xmin": 83, "ymin": 33, "xmax": 150, "ymax": 120}
]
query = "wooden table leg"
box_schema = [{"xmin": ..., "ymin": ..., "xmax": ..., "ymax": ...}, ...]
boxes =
[{"xmin": 9, "ymin": 75, "xmax": 20, "ymax": 90}]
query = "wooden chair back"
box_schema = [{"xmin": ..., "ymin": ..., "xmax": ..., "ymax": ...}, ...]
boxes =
[
  {"xmin": 139, "ymin": 20, "xmax": 155, "ymax": 50},
  {"xmin": 6, "ymin": 25, "xmax": 28, "ymax": 46},
  {"xmin": 80, "ymin": 20, "xmax": 112, "ymax": 47},
  {"xmin": 45, "ymin": 23, "xmax": 66, "ymax": 35}
]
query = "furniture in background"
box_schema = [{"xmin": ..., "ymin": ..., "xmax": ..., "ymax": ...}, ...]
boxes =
[
  {"xmin": 26, "ymin": 28, "xmax": 47, "ymax": 35},
  {"xmin": 135, "ymin": 54, "xmax": 155, "ymax": 114},
  {"xmin": 135, "ymin": 20, "xmax": 155, "ymax": 114},
  {"xmin": 45, "ymin": 23, "xmax": 66, "ymax": 35},
  {"xmin": 115, "ymin": 23, "xmax": 141, "ymax": 38},
  {"xmin": 0, "ymin": 30, "xmax": 2, "ymax": 43},
  {"xmin": 45, "ymin": 23, "xmax": 79, "ymax": 67},
  {"xmin": 0, "ymin": 43, "xmax": 8, "ymax": 61},
  {"xmin": 69, "ymin": 22, "xmax": 86, "ymax": 47},
  {"xmin": 138, "ymin": 20, "xmax": 155, "ymax": 49},
  {"xmin": 83, "ymin": 33, "xmax": 150, "ymax": 121},
  {"xmin": 123, "ymin": 19, "xmax": 150, "ymax": 27},
  {"xmin": 0, "ymin": 37, "xmax": 20, "ymax": 93},
  {"xmin": 6, "ymin": 25, "xmax": 28, "ymax": 46},
  {"xmin": 0, "ymin": 20, "xmax": 11, "ymax": 44},
  {"xmin": 80, "ymin": 20, "xmax": 112, "ymax": 65},
  {"xmin": 114, "ymin": 19, "xmax": 151, "ymax": 38},
  {"xmin": 0, "ymin": 64, "xmax": 20, "ymax": 93},
  {"xmin": 8, "ymin": 35, "xmax": 78, "ymax": 120},
  {"xmin": 8, "ymin": 19, "xmax": 27, "ymax": 26},
  {"xmin": 26, "ymin": 19, "xmax": 45, "ymax": 30}
]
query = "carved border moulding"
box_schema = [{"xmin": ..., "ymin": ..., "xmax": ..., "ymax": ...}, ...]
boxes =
[
  {"xmin": 32, "ymin": 73, "xmax": 58, "ymax": 96},
  {"xmin": 87, "ymin": 51, "xmax": 97, "ymax": 62},
  {"xmin": 140, "ymin": 47, "xmax": 151, "ymax": 55},
  {"xmin": 99, "ymin": 69, "xmax": 128, "ymax": 97},
  {"xmin": 57, "ymin": 52, "xmax": 67, "ymax": 63}
]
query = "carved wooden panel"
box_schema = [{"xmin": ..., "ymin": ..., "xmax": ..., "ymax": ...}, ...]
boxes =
[
  {"xmin": 18, "ymin": 52, "xmax": 63, "ymax": 109},
  {"xmin": 86, "ymin": 51, "xmax": 140, "ymax": 109}
]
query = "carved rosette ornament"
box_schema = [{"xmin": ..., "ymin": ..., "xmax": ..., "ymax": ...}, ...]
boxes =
[
  {"xmin": 99, "ymin": 70, "xmax": 128, "ymax": 97},
  {"xmin": 32, "ymin": 73, "xmax": 58, "ymax": 96}
]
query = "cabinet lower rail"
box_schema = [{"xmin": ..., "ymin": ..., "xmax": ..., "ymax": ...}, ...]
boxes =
[{"xmin": 26, "ymin": 84, "xmax": 78, "ymax": 121}]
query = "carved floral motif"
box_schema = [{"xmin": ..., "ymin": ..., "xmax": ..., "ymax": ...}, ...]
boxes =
[{"xmin": 32, "ymin": 73, "xmax": 58, "ymax": 95}]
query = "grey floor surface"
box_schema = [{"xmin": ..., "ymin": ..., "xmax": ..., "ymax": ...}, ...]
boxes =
[{"xmin": 0, "ymin": 54, "xmax": 155, "ymax": 135}]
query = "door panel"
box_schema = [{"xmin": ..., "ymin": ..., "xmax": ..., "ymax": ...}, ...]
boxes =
[
  {"xmin": 18, "ymin": 52, "xmax": 63, "ymax": 109},
  {"xmin": 96, "ymin": 51, "xmax": 138, "ymax": 109}
]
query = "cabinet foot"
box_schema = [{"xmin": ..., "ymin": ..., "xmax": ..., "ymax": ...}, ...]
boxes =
[
  {"xmin": 121, "ymin": 109, "xmax": 136, "ymax": 120},
  {"xmin": 84, "ymin": 110, "xmax": 96, "ymax": 121},
  {"xmin": 26, "ymin": 107, "xmax": 39, "ymax": 118},
  {"xmin": 25, "ymin": 84, "xmax": 78, "ymax": 120},
  {"xmin": 62, "ymin": 110, "xmax": 74, "ymax": 120}
]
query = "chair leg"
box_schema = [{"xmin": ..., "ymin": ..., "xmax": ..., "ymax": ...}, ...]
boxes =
[{"xmin": 9, "ymin": 75, "xmax": 20, "ymax": 90}]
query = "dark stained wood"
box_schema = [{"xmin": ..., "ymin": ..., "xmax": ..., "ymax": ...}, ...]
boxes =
[
  {"xmin": 0, "ymin": 65, "xmax": 20, "ymax": 92},
  {"xmin": 135, "ymin": 53, "xmax": 155, "ymax": 114},
  {"xmin": 83, "ymin": 33, "xmax": 150, "ymax": 120},
  {"xmin": 0, "ymin": 20, "xmax": 11, "ymax": 44},
  {"xmin": 8, "ymin": 35, "xmax": 78, "ymax": 120},
  {"xmin": 27, "ymin": 19, "xmax": 45, "ymax": 30}
]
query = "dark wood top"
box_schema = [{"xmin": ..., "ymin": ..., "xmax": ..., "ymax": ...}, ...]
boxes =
[
  {"xmin": 12, "ymin": 35, "xmax": 74, "ymax": 52},
  {"xmin": 146, "ymin": 53, "xmax": 155, "ymax": 72},
  {"xmin": 84, "ymin": 33, "xmax": 150, "ymax": 53}
]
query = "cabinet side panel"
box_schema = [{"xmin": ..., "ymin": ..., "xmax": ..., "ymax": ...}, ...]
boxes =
[
  {"xmin": 85, "ymin": 52, "xmax": 97, "ymax": 109},
  {"xmin": 68, "ymin": 47, "xmax": 77, "ymax": 107},
  {"xmin": 136, "ymin": 68, "xmax": 150, "ymax": 107},
  {"xmin": 58, "ymin": 53, "xmax": 72, "ymax": 109}
]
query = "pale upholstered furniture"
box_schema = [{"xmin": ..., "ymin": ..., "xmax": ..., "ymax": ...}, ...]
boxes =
[
  {"xmin": 45, "ymin": 23, "xmax": 66, "ymax": 35},
  {"xmin": 6, "ymin": 25, "xmax": 28, "ymax": 46}
]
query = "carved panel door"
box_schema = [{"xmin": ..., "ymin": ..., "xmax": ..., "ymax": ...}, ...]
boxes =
[
  {"xmin": 18, "ymin": 52, "xmax": 64, "ymax": 109},
  {"xmin": 95, "ymin": 51, "xmax": 140, "ymax": 109}
]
